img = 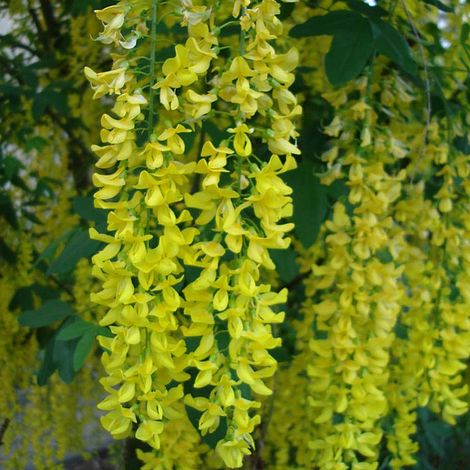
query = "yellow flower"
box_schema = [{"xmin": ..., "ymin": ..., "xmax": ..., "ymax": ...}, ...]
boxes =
[{"xmin": 228, "ymin": 123, "xmax": 253, "ymax": 157}]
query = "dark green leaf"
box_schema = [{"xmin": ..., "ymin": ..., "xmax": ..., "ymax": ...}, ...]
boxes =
[
  {"xmin": 3, "ymin": 156, "xmax": 23, "ymax": 180},
  {"xmin": 421, "ymin": 0, "xmax": 453, "ymax": 12},
  {"xmin": 0, "ymin": 193, "xmax": 18, "ymax": 229},
  {"xmin": 54, "ymin": 336, "xmax": 78, "ymax": 383},
  {"xmin": 9, "ymin": 283, "xmax": 59, "ymax": 311},
  {"xmin": 9, "ymin": 286, "xmax": 34, "ymax": 311},
  {"xmin": 154, "ymin": 46, "xmax": 175, "ymax": 62},
  {"xmin": 73, "ymin": 331, "xmax": 95, "ymax": 371},
  {"xmin": 21, "ymin": 209, "xmax": 43, "ymax": 225},
  {"xmin": 0, "ymin": 238, "xmax": 17, "ymax": 264},
  {"xmin": 215, "ymin": 330, "xmax": 230, "ymax": 353},
  {"xmin": 270, "ymin": 346, "xmax": 290, "ymax": 362},
  {"xmin": 461, "ymin": 24, "xmax": 470, "ymax": 44},
  {"xmin": 270, "ymin": 247, "xmax": 299, "ymax": 284},
  {"xmin": 31, "ymin": 284, "xmax": 60, "ymax": 301},
  {"xmin": 25, "ymin": 136, "xmax": 48, "ymax": 152},
  {"xmin": 454, "ymin": 136, "xmax": 470, "ymax": 155},
  {"xmin": 19, "ymin": 299, "xmax": 74, "ymax": 328},
  {"xmin": 376, "ymin": 248, "xmax": 394, "ymax": 263},
  {"xmin": 283, "ymin": 161, "xmax": 328, "ymax": 248},
  {"xmin": 370, "ymin": 19, "xmax": 417, "ymax": 76},
  {"xmin": 72, "ymin": 195, "xmax": 106, "ymax": 224},
  {"xmin": 10, "ymin": 175, "xmax": 29, "ymax": 192},
  {"xmin": 32, "ymin": 88, "xmax": 69, "ymax": 121},
  {"xmin": 185, "ymin": 336, "xmax": 202, "ymax": 353},
  {"xmin": 289, "ymin": 10, "xmax": 361, "ymax": 38},
  {"xmin": 37, "ymin": 336, "xmax": 57, "ymax": 385},
  {"xmin": 35, "ymin": 228, "xmax": 75, "ymax": 266},
  {"xmin": 202, "ymin": 120, "xmax": 228, "ymax": 146},
  {"xmin": 346, "ymin": 0, "xmax": 387, "ymax": 17},
  {"xmin": 57, "ymin": 318, "xmax": 96, "ymax": 340},
  {"xmin": 185, "ymin": 405, "xmax": 227, "ymax": 449},
  {"xmin": 47, "ymin": 228, "xmax": 101, "ymax": 276},
  {"xmin": 324, "ymin": 17, "xmax": 374, "ymax": 86},
  {"xmin": 280, "ymin": 2, "xmax": 295, "ymax": 20}
]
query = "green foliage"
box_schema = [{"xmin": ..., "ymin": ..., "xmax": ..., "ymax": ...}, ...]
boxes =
[
  {"xmin": 9, "ymin": 283, "xmax": 59, "ymax": 311},
  {"xmin": 370, "ymin": 18, "xmax": 417, "ymax": 76},
  {"xmin": 290, "ymin": 9, "xmax": 417, "ymax": 85},
  {"xmin": 19, "ymin": 299, "xmax": 74, "ymax": 328},
  {"xmin": 283, "ymin": 160, "xmax": 328, "ymax": 247},
  {"xmin": 421, "ymin": 0, "xmax": 453, "ymax": 13},
  {"xmin": 415, "ymin": 408, "xmax": 470, "ymax": 469},
  {"xmin": 47, "ymin": 228, "xmax": 101, "ymax": 276},
  {"xmin": 324, "ymin": 16, "xmax": 375, "ymax": 86},
  {"xmin": 270, "ymin": 247, "xmax": 299, "ymax": 284},
  {"xmin": 72, "ymin": 195, "xmax": 107, "ymax": 224},
  {"xmin": 24, "ymin": 307, "xmax": 111, "ymax": 383}
]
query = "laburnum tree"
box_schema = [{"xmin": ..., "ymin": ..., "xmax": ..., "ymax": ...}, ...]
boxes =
[{"xmin": 1, "ymin": 0, "xmax": 470, "ymax": 469}]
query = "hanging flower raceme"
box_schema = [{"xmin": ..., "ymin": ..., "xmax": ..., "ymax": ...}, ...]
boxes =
[
  {"xmin": 87, "ymin": 1, "xmax": 199, "ymax": 463},
  {"xmin": 86, "ymin": 0, "xmax": 298, "ymax": 468},
  {"xmin": 181, "ymin": 0, "xmax": 299, "ymax": 467}
]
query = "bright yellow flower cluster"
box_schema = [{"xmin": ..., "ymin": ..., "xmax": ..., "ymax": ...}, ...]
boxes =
[{"xmin": 87, "ymin": 0, "xmax": 298, "ymax": 467}]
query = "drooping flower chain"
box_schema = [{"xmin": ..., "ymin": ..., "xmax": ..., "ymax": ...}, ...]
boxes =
[{"xmin": 86, "ymin": 0, "xmax": 299, "ymax": 467}]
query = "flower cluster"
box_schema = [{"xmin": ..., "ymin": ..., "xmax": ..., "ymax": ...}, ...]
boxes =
[
  {"xmin": 87, "ymin": 0, "xmax": 298, "ymax": 468},
  {"xmin": 262, "ymin": 2, "xmax": 470, "ymax": 467}
]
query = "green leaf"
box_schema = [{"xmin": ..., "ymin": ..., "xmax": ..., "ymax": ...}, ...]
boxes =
[
  {"xmin": 73, "ymin": 331, "xmax": 95, "ymax": 371},
  {"xmin": 370, "ymin": 19, "xmax": 418, "ymax": 76},
  {"xmin": 9, "ymin": 283, "xmax": 59, "ymax": 311},
  {"xmin": 72, "ymin": 195, "xmax": 106, "ymax": 224},
  {"xmin": 9, "ymin": 286, "xmax": 34, "ymax": 311},
  {"xmin": 376, "ymin": 248, "xmax": 394, "ymax": 263},
  {"xmin": 454, "ymin": 136, "xmax": 470, "ymax": 155},
  {"xmin": 37, "ymin": 336, "xmax": 57, "ymax": 385},
  {"xmin": 270, "ymin": 346, "xmax": 290, "ymax": 362},
  {"xmin": 289, "ymin": 10, "xmax": 361, "ymax": 38},
  {"xmin": 57, "ymin": 318, "xmax": 95, "ymax": 340},
  {"xmin": 202, "ymin": 120, "xmax": 228, "ymax": 146},
  {"xmin": 57, "ymin": 317, "xmax": 111, "ymax": 341},
  {"xmin": 0, "ymin": 238, "xmax": 17, "ymax": 264},
  {"xmin": 35, "ymin": 228, "xmax": 75, "ymax": 266},
  {"xmin": 185, "ymin": 336, "xmax": 202, "ymax": 353},
  {"xmin": 279, "ymin": 2, "xmax": 295, "ymax": 20},
  {"xmin": 185, "ymin": 405, "xmax": 228, "ymax": 449},
  {"xmin": 0, "ymin": 193, "xmax": 19, "ymax": 229},
  {"xmin": 215, "ymin": 330, "xmax": 230, "ymax": 353},
  {"xmin": 461, "ymin": 24, "xmax": 470, "ymax": 44},
  {"xmin": 346, "ymin": 0, "xmax": 387, "ymax": 17},
  {"xmin": 2, "ymin": 156, "xmax": 23, "ymax": 180},
  {"xmin": 25, "ymin": 136, "xmax": 48, "ymax": 152},
  {"xmin": 47, "ymin": 228, "xmax": 101, "ymax": 276},
  {"xmin": 21, "ymin": 208, "xmax": 43, "ymax": 225},
  {"xmin": 270, "ymin": 247, "xmax": 299, "ymax": 284},
  {"xmin": 283, "ymin": 161, "xmax": 329, "ymax": 247},
  {"xmin": 421, "ymin": 0, "xmax": 453, "ymax": 12},
  {"xmin": 324, "ymin": 17, "xmax": 375, "ymax": 86},
  {"xmin": 54, "ymin": 335, "xmax": 78, "ymax": 383},
  {"xmin": 19, "ymin": 299, "xmax": 74, "ymax": 328}
]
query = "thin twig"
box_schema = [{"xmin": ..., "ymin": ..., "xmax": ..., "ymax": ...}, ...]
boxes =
[
  {"xmin": 148, "ymin": 0, "xmax": 158, "ymax": 136},
  {"xmin": 190, "ymin": 130, "xmax": 206, "ymax": 194},
  {"xmin": 400, "ymin": 0, "xmax": 432, "ymax": 178}
]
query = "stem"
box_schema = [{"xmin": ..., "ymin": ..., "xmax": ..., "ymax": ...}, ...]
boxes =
[
  {"xmin": 236, "ymin": 9, "xmax": 247, "ymax": 193},
  {"xmin": 400, "ymin": 0, "xmax": 431, "ymax": 177},
  {"xmin": 148, "ymin": 0, "xmax": 158, "ymax": 137}
]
